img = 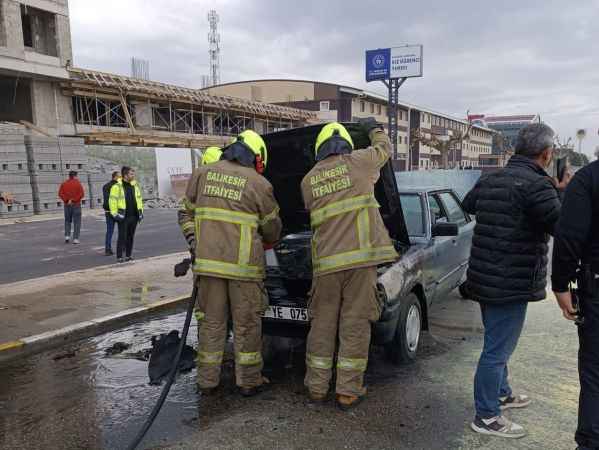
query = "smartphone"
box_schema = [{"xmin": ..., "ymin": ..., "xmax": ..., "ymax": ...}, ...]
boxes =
[{"xmin": 556, "ymin": 157, "xmax": 568, "ymax": 182}]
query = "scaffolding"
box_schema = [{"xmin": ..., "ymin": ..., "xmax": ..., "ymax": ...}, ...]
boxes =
[{"xmin": 61, "ymin": 67, "xmax": 315, "ymax": 148}]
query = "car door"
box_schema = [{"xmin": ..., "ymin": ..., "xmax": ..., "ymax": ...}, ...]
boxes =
[
  {"xmin": 435, "ymin": 191, "xmax": 474, "ymax": 294},
  {"xmin": 427, "ymin": 193, "xmax": 457, "ymax": 301}
]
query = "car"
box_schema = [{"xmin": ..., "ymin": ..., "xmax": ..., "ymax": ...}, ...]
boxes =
[{"xmin": 260, "ymin": 123, "xmax": 474, "ymax": 364}]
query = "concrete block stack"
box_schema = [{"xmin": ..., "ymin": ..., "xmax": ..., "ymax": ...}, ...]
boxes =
[
  {"xmin": 24, "ymin": 136, "xmax": 88, "ymax": 214},
  {"xmin": 0, "ymin": 123, "xmax": 34, "ymax": 218},
  {"xmin": 86, "ymin": 172, "xmax": 107, "ymax": 210}
]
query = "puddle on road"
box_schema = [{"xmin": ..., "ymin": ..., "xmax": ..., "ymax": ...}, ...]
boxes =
[{"xmin": 0, "ymin": 309, "xmax": 472, "ymax": 450}]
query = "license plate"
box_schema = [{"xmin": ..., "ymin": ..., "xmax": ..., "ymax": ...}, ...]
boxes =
[{"xmin": 262, "ymin": 306, "xmax": 308, "ymax": 322}]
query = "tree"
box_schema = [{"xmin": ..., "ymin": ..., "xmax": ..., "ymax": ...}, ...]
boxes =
[{"xmin": 410, "ymin": 123, "xmax": 473, "ymax": 169}]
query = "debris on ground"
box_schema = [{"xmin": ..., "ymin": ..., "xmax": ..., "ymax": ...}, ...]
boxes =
[
  {"xmin": 148, "ymin": 330, "xmax": 197, "ymax": 385},
  {"xmin": 105, "ymin": 342, "xmax": 131, "ymax": 356},
  {"xmin": 52, "ymin": 349, "xmax": 78, "ymax": 361}
]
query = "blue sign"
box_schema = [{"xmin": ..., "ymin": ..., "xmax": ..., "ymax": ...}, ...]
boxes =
[{"xmin": 365, "ymin": 48, "xmax": 391, "ymax": 81}]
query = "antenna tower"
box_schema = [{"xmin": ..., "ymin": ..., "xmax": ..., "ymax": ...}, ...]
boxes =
[{"xmin": 208, "ymin": 10, "xmax": 220, "ymax": 86}]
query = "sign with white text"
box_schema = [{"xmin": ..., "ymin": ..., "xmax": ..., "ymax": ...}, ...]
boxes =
[{"xmin": 366, "ymin": 45, "xmax": 423, "ymax": 81}]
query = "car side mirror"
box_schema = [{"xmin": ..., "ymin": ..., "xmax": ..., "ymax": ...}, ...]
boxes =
[{"xmin": 432, "ymin": 222, "xmax": 458, "ymax": 237}]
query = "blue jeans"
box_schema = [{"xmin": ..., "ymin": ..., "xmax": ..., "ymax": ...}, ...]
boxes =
[
  {"xmin": 474, "ymin": 301, "xmax": 528, "ymax": 418},
  {"xmin": 64, "ymin": 204, "xmax": 81, "ymax": 239},
  {"xmin": 105, "ymin": 212, "xmax": 115, "ymax": 251}
]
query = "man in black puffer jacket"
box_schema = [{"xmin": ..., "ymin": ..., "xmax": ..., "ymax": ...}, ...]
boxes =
[{"xmin": 463, "ymin": 123, "xmax": 570, "ymax": 438}]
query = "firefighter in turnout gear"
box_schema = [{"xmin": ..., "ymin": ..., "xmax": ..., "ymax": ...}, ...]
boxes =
[
  {"xmin": 301, "ymin": 119, "xmax": 398, "ymax": 410},
  {"xmin": 178, "ymin": 130, "xmax": 282, "ymax": 396}
]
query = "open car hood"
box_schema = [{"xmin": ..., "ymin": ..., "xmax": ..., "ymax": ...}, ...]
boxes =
[{"xmin": 262, "ymin": 123, "xmax": 410, "ymax": 247}]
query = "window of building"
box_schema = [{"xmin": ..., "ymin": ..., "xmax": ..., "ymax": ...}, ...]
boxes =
[
  {"xmin": 20, "ymin": 5, "xmax": 58, "ymax": 57},
  {"xmin": 377, "ymin": 104, "xmax": 381, "ymax": 115},
  {"xmin": 398, "ymin": 136, "xmax": 402, "ymax": 144},
  {"xmin": 319, "ymin": 101, "xmax": 330, "ymax": 111},
  {"xmin": 360, "ymin": 101, "xmax": 365, "ymax": 112},
  {"xmin": 370, "ymin": 103, "xmax": 374, "ymax": 114}
]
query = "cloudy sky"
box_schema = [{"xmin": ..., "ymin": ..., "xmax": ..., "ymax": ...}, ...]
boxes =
[{"xmin": 70, "ymin": 0, "xmax": 599, "ymax": 157}]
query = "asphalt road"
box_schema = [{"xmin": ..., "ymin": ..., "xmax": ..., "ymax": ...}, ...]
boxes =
[
  {"xmin": 0, "ymin": 209, "xmax": 187, "ymax": 284},
  {"xmin": 0, "ymin": 291, "xmax": 580, "ymax": 450}
]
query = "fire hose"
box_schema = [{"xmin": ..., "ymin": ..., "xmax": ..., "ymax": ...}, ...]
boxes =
[{"xmin": 127, "ymin": 257, "xmax": 195, "ymax": 450}]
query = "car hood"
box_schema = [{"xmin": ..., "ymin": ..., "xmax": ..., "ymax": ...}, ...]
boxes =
[{"xmin": 262, "ymin": 123, "xmax": 410, "ymax": 247}]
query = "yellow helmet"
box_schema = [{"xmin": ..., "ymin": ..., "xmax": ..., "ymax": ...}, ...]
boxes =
[
  {"xmin": 235, "ymin": 130, "xmax": 268, "ymax": 168},
  {"xmin": 315, "ymin": 122, "xmax": 354, "ymax": 158},
  {"xmin": 201, "ymin": 146, "xmax": 222, "ymax": 165}
]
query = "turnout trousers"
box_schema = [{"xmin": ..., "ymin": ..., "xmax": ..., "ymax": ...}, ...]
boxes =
[
  {"xmin": 304, "ymin": 267, "xmax": 380, "ymax": 397},
  {"xmin": 195, "ymin": 275, "xmax": 267, "ymax": 389},
  {"xmin": 576, "ymin": 288, "xmax": 599, "ymax": 449}
]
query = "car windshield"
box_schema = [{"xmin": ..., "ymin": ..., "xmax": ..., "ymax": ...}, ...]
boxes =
[{"xmin": 399, "ymin": 194, "xmax": 425, "ymax": 237}]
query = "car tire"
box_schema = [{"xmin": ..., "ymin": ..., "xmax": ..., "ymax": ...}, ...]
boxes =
[{"xmin": 385, "ymin": 293, "xmax": 422, "ymax": 365}]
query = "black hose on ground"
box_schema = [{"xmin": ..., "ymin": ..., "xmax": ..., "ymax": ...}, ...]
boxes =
[{"xmin": 127, "ymin": 260, "xmax": 196, "ymax": 450}]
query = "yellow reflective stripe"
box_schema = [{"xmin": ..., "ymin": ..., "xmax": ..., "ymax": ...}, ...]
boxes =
[
  {"xmin": 313, "ymin": 246, "xmax": 397, "ymax": 274},
  {"xmin": 195, "ymin": 207, "xmax": 258, "ymax": 227},
  {"xmin": 259, "ymin": 206, "xmax": 280, "ymax": 226},
  {"xmin": 181, "ymin": 222, "xmax": 195, "ymax": 233},
  {"xmin": 357, "ymin": 209, "xmax": 371, "ymax": 249},
  {"xmin": 238, "ymin": 225, "xmax": 252, "ymax": 266},
  {"xmin": 337, "ymin": 357, "xmax": 367, "ymax": 372},
  {"xmin": 236, "ymin": 352, "xmax": 262, "ymax": 366},
  {"xmin": 198, "ymin": 351, "xmax": 223, "ymax": 365},
  {"xmin": 306, "ymin": 353, "xmax": 333, "ymax": 370},
  {"xmin": 193, "ymin": 258, "xmax": 264, "ymax": 279},
  {"xmin": 181, "ymin": 197, "xmax": 195, "ymax": 210},
  {"xmin": 310, "ymin": 194, "xmax": 379, "ymax": 227},
  {"xmin": 194, "ymin": 310, "xmax": 205, "ymax": 322}
]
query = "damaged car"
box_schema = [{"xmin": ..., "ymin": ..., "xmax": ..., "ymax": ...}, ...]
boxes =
[{"xmin": 261, "ymin": 123, "xmax": 473, "ymax": 364}]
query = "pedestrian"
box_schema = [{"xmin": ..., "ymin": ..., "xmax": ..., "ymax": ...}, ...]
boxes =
[
  {"xmin": 300, "ymin": 119, "xmax": 398, "ymax": 410},
  {"xmin": 102, "ymin": 171, "xmax": 120, "ymax": 255},
  {"xmin": 552, "ymin": 159, "xmax": 599, "ymax": 450},
  {"xmin": 178, "ymin": 130, "xmax": 281, "ymax": 397},
  {"xmin": 109, "ymin": 166, "xmax": 143, "ymax": 263},
  {"xmin": 463, "ymin": 123, "xmax": 570, "ymax": 438},
  {"xmin": 58, "ymin": 170, "xmax": 84, "ymax": 244}
]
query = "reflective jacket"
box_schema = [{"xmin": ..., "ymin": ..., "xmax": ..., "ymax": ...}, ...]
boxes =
[
  {"xmin": 109, "ymin": 179, "xmax": 143, "ymax": 217},
  {"xmin": 178, "ymin": 160, "xmax": 282, "ymax": 281},
  {"xmin": 301, "ymin": 129, "xmax": 398, "ymax": 277}
]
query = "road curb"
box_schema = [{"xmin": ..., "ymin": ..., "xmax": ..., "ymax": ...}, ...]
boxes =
[{"xmin": 0, "ymin": 294, "xmax": 190, "ymax": 364}]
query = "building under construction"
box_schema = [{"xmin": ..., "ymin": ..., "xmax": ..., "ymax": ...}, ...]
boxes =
[{"xmin": 0, "ymin": 0, "xmax": 314, "ymax": 218}]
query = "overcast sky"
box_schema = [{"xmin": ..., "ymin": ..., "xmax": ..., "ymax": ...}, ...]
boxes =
[{"xmin": 70, "ymin": 0, "xmax": 599, "ymax": 157}]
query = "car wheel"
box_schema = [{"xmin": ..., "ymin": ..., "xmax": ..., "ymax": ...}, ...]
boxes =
[{"xmin": 385, "ymin": 293, "xmax": 422, "ymax": 365}]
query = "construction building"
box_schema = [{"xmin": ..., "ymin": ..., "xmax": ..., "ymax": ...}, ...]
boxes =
[
  {"xmin": 0, "ymin": 1, "xmax": 314, "ymax": 218},
  {"xmin": 468, "ymin": 114, "xmax": 540, "ymax": 154},
  {"xmin": 203, "ymin": 79, "xmax": 495, "ymax": 171}
]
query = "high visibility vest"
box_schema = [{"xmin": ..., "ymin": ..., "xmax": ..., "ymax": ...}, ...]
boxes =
[
  {"xmin": 109, "ymin": 180, "xmax": 143, "ymax": 217},
  {"xmin": 309, "ymin": 193, "xmax": 397, "ymax": 275},
  {"xmin": 192, "ymin": 206, "xmax": 270, "ymax": 280}
]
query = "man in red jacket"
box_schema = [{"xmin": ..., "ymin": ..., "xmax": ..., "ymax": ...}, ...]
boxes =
[{"xmin": 58, "ymin": 171, "xmax": 85, "ymax": 244}]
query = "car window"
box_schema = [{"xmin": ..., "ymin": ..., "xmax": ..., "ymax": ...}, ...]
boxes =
[
  {"xmin": 438, "ymin": 192, "xmax": 468, "ymax": 226},
  {"xmin": 428, "ymin": 195, "xmax": 448, "ymax": 224},
  {"xmin": 399, "ymin": 194, "xmax": 425, "ymax": 237}
]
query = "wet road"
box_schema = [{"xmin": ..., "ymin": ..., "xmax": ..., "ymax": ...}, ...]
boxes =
[
  {"xmin": 0, "ymin": 292, "xmax": 579, "ymax": 450},
  {"xmin": 0, "ymin": 209, "xmax": 186, "ymax": 284}
]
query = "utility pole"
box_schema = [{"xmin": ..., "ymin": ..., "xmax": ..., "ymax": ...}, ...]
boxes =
[{"xmin": 382, "ymin": 78, "xmax": 406, "ymax": 161}]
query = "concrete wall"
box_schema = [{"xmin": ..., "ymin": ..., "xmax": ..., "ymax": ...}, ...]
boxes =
[
  {"xmin": 30, "ymin": 79, "xmax": 74, "ymax": 134},
  {"xmin": 206, "ymin": 80, "xmax": 316, "ymax": 103}
]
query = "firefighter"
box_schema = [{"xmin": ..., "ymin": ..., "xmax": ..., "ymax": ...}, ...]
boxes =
[
  {"xmin": 178, "ymin": 130, "xmax": 282, "ymax": 397},
  {"xmin": 301, "ymin": 119, "xmax": 398, "ymax": 410}
]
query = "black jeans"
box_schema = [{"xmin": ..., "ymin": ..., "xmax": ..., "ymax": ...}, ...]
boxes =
[
  {"xmin": 116, "ymin": 215, "xmax": 138, "ymax": 259},
  {"xmin": 577, "ymin": 287, "xmax": 599, "ymax": 449}
]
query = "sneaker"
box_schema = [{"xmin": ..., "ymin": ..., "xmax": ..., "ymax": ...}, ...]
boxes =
[
  {"xmin": 471, "ymin": 416, "xmax": 527, "ymax": 438},
  {"xmin": 125, "ymin": 256, "xmax": 134, "ymax": 262},
  {"xmin": 72, "ymin": 239, "xmax": 80, "ymax": 244},
  {"xmin": 117, "ymin": 258, "xmax": 124, "ymax": 263},
  {"xmin": 500, "ymin": 394, "xmax": 531, "ymax": 410},
  {"xmin": 65, "ymin": 236, "xmax": 70, "ymax": 243},
  {"xmin": 105, "ymin": 249, "xmax": 113, "ymax": 256}
]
